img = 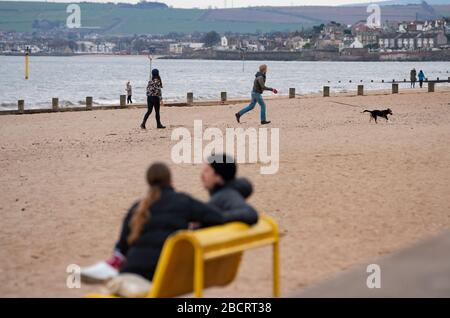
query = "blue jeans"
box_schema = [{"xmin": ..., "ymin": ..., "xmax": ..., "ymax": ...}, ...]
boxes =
[{"xmin": 238, "ymin": 92, "xmax": 266, "ymax": 122}]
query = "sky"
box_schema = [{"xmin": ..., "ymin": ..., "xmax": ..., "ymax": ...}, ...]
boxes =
[{"xmin": 2, "ymin": 0, "xmax": 389, "ymax": 9}]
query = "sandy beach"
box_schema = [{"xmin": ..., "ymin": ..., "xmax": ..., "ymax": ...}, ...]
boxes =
[{"xmin": 1, "ymin": 87, "xmax": 450, "ymax": 297}]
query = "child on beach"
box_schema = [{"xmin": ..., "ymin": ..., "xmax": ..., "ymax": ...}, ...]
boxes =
[
  {"xmin": 235, "ymin": 64, "xmax": 278, "ymax": 125},
  {"xmin": 81, "ymin": 155, "xmax": 258, "ymax": 296},
  {"xmin": 141, "ymin": 69, "xmax": 165, "ymax": 129},
  {"xmin": 418, "ymin": 70, "xmax": 425, "ymax": 88},
  {"xmin": 126, "ymin": 81, "xmax": 132, "ymax": 104}
]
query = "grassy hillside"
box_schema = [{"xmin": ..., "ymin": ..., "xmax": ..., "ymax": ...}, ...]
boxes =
[
  {"xmin": 0, "ymin": 1, "xmax": 306, "ymax": 34},
  {"xmin": 0, "ymin": 1, "xmax": 448, "ymax": 35}
]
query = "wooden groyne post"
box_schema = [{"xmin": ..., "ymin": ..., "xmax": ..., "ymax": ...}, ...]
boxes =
[
  {"xmin": 187, "ymin": 92, "xmax": 194, "ymax": 105},
  {"xmin": 392, "ymin": 83, "xmax": 399, "ymax": 94},
  {"xmin": 120, "ymin": 95, "xmax": 126, "ymax": 107},
  {"xmin": 18, "ymin": 100, "xmax": 24, "ymax": 114},
  {"xmin": 357, "ymin": 85, "xmax": 364, "ymax": 96},
  {"xmin": 86, "ymin": 97, "xmax": 93, "ymax": 110},
  {"xmin": 428, "ymin": 82, "xmax": 435, "ymax": 93},
  {"xmin": 52, "ymin": 98, "xmax": 59, "ymax": 112},
  {"xmin": 221, "ymin": 92, "xmax": 227, "ymax": 103},
  {"xmin": 323, "ymin": 86, "xmax": 330, "ymax": 97},
  {"xmin": 289, "ymin": 88, "xmax": 295, "ymax": 99}
]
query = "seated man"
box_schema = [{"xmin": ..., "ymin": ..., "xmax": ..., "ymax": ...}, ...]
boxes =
[
  {"xmin": 81, "ymin": 154, "xmax": 258, "ymax": 293},
  {"xmin": 202, "ymin": 153, "xmax": 258, "ymax": 226}
]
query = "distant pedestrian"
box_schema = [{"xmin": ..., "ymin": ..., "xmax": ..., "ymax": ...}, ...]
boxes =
[
  {"xmin": 141, "ymin": 69, "xmax": 165, "ymax": 129},
  {"xmin": 410, "ymin": 68, "xmax": 417, "ymax": 88},
  {"xmin": 235, "ymin": 64, "xmax": 278, "ymax": 125},
  {"xmin": 418, "ymin": 70, "xmax": 425, "ymax": 88},
  {"xmin": 126, "ymin": 81, "xmax": 133, "ymax": 104}
]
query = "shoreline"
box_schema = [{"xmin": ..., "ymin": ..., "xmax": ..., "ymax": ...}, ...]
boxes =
[
  {"xmin": 2, "ymin": 52, "xmax": 450, "ymax": 62},
  {"xmin": 2, "ymin": 85, "xmax": 450, "ymax": 116}
]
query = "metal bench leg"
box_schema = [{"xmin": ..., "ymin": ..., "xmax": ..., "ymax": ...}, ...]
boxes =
[
  {"xmin": 273, "ymin": 241, "xmax": 280, "ymax": 297},
  {"xmin": 194, "ymin": 249, "xmax": 204, "ymax": 298}
]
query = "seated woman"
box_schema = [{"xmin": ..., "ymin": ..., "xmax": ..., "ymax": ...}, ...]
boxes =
[{"xmin": 81, "ymin": 159, "xmax": 258, "ymax": 296}]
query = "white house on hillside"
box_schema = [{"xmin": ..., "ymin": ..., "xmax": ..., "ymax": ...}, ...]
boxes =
[
  {"xmin": 349, "ymin": 38, "xmax": 364, "ymax": 49},
  {"xmin": 221, "ymin": 36, "xmax": 228, "ymax": 48}
]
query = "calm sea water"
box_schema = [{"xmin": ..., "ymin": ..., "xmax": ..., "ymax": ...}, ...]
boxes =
[{"xmin": 1, "ymin": 55, "xmax": 449, "ymax": 110}]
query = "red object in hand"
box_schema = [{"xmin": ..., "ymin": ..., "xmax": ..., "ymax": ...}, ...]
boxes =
[{"xmin": 272, "ymin": 88, "xmax": 278, "ymax": 94}]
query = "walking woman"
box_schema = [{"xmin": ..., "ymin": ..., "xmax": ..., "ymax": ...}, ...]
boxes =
[
  {"xmin": 235, "ymin": 64, "xmax": 278, "ymax": 125},
  {"xmin": 141, "ymin": 69, "xmax": 165, "ymax": 129},
  {"xmin": 126, "ymin": 81, "xmax": 133, "ymax": 104}
]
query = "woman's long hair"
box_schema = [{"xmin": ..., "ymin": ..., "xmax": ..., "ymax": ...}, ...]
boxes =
[
  {"xmin": 152, "ymin": 74, "xmax": 163, "ymax": 88},
  {"xmin": 127, "ymin": 163, "xmax": 172, "ymax": 245}
]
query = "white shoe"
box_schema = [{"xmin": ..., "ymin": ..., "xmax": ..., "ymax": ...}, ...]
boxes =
[{"xmin": 81, "ymin": 262, "xmax": 118, "ymax": 284}]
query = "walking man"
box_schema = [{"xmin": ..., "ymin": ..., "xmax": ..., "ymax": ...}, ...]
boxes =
[{"xmin": 235, "ymin": 64, "xmax": 278, "ymax": 125}]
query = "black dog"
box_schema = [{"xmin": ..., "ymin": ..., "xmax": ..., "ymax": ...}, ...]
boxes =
[{"xmin": 363, "ymin": 109, "xmax": 393, "ymax": 123}]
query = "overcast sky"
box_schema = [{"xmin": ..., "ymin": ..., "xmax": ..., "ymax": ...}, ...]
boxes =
[{"xmin": 4, "ymin": 0, "xmax": 388, "ymax": 9}]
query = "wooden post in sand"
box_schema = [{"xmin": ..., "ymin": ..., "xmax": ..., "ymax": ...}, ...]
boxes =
[
  {"xmin": 392, "ymin": 83, "xmax": 399, "ymax": 94},
  {"xmin": 120, "ymin": 95, "xmax": 126, "ymax": 107},
  {"xmin": 18, "ymin": 100, "xmax": 24, "ymax": 114},
  {"xmin": 187, "ymin": 92, "xmax": 194, "ymax": 105},
  {"xmin": 428, "ymin": 82, "xmax": 435, "ymax": 93},
  {"xmin": 52, "ymin": 98, "xmax": 59, "ymax": 111},
  {"xmin": 86, "ymin": 96, "xmax": 93, "ymax": 110},
  {"xmin": 289, "ymin": 88, "xmax": 295, "ymax": 99},
  {"xmin": 323, "ymin": 86, "xmax": 330, "ymax": 97},
  {"xmin": 221, "ymin": 92, "xmax": 227, "ymax": 103},
  {"xmin": 357, "ymin": 85, "xmax": 364, "ymax": 96}
]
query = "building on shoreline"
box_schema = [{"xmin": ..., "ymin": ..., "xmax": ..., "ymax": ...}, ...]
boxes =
[{"xmin": 1, "ymin": 17, "xmax": 449, "ymax": 60}]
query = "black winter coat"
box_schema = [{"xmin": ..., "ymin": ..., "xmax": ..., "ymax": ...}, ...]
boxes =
[
  {"xmin": 117, "ymin": 187, "xmax": 225, "ymax": 280},
  {"xmin": 116, "ymin": 179, "xmax": 259, "ymax": 280},
  {"xmin": 208, "ymin": 178, "xmax": 258, "ymax": 225}
]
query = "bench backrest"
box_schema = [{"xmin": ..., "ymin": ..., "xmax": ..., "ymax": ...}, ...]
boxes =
[{"xmin": 148, "ymin": 214, "xmax": 279, "ymax": 298}]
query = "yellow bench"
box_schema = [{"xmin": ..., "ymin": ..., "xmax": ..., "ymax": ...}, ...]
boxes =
[{"xmin": 88, "ymin": 214, "xmax": 280, "ymax": 298}]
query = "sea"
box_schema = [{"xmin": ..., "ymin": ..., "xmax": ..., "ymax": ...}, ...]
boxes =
[{"xmin": 1, "ymin": 55, "xmax": 449, "ymax": 110}]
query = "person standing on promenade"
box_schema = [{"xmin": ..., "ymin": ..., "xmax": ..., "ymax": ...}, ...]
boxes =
[
  {"xmin": 410, "ymin": 68, "xmax": 417, "ymax": 88},
  {"xmin": 235, "ymin": 64, "xmax": 278, "ymax": 125},
  {"xmin": 141, "ymin": 69, "xmax": 165, "ymax": 129},
  {"xmin": 126, "ymin": 81, "xmax": 133, "ymax": 104},
  {"xmin": 418, "ymin": 70, "xmax": 425, "ymax": 88}
]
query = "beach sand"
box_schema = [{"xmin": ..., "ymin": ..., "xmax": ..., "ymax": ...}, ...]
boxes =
[{"xmin": 1, "ymin": 87, "xmax": 450, "ymax": 297}]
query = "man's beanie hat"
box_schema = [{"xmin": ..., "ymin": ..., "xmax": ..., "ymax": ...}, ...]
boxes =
[{"xmin": 207, "ymin": 153, "xmax": 237, "ymax": 182}]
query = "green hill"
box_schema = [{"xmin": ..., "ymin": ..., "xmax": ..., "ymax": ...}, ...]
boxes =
[
  {"xmin": 0, "ymin": 1, "xmax": 449, "ymax": 35},
  {"xmin": 0, "ymin": 1, "xmax": 305, "ymax": 34}
]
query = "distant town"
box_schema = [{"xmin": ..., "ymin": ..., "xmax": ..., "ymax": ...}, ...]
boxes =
[{"xmin": 1, "ymin": 17, "xmax": 449, "ymax": 61}]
